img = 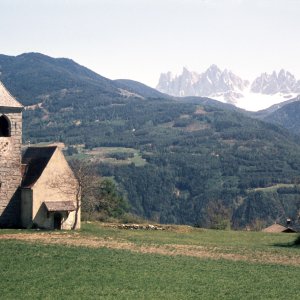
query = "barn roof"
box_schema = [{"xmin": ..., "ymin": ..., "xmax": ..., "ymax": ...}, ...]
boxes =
[
  {"xmin": 44, "ymin": 201, "xmax": 76, "ymax": 212},
  {"xmin": 0, "ymin": 81, "xmax": 23, "ymax": 108},
  {"xmin": 21, "ymin": 146, "xmax": 57, "ymax": 188},
  {"xmin": 262, "ymin": 223, "xmax": 297, "ymax": 233}
]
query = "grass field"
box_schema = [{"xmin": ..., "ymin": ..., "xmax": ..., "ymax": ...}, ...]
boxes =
[
  {"xmin": 0, "ymin": 223, "xmax": 299, "ymax": 299},
  {"xmin": 85, "ymin": 147, "xmax": 146, "ymax": 166}
]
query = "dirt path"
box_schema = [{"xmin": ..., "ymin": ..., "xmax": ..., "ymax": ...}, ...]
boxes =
[{"xmin": 1, "ymin": 233, "xmax": 299, "ymax": 266}]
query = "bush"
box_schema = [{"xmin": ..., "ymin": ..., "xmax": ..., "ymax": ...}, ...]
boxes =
[
  {"xmin": 106, "ymin": 152, "xmax": 134, "ymax": 160},
  {"xmin": 81, "ymin": 178, "xmax": 130, "ymax": 221},
  {"xmin": 119, "ymin": 213, "xmax": 147, "ymax": 224},
  {"xmin": 294, "ymin": 235, "xmax": 300, "ymax": 246}
]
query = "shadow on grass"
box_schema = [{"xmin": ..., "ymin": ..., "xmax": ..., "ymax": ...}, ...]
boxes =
[{"xmin": 273, "ymin": 235, "xmax": 300, "ymax": 248}]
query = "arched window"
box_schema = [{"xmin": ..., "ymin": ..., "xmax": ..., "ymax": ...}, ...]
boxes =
[{"xmin": 0, "ymin": 115, "xmax": 11, "ymax": 137}]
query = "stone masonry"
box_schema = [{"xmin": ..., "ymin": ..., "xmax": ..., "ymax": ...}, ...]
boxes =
[{"xmin": 0, "ymin": 82, "xmax": 23, "ymax": 227}]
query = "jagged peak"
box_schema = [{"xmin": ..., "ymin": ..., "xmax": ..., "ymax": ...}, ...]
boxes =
[
  {"xmin": 182, "ymin": 66, "xmax": 190, "ymax": 73},
  {"xmin": 157, "ymin": 65, "xmax": 300, "ymax": 105},
  {"xmin": 204, "ymin": 64, "xmax": 222, "ymax": 75},
  {"xmin": 256, "ymin": 69, "xmax": 297, "ymax": 79},
  {"xmin": 207, "ymin": 64, "xmax": 221, "ymax": 71},
  {"xmin": 271, "ymin": 70, "xmax": 277, "ymax": 77}
]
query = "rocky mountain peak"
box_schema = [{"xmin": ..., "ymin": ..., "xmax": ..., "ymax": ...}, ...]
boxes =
[
  {"xmin": 156, "ymin": 66, "xmax": 300, "ymax": 109},
  {"xmin": 203, "ymin": 65, "xmax": 222, "ymax": 82},
  {"xmin": 251, "ymin": 70, "xmax": 299, "ymax": 94},
  {"xmin": 156, "ymin": 65, "xmax": 247, "ymax": 101},
  {"xmin": 206, "ymin": 64, "xmax": 221, "ymax": 74}
]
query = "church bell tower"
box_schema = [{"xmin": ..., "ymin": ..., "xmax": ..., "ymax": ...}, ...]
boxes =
[{"xmin": 0, "ymin": 81, "xmax": 23, "ymax": 227}]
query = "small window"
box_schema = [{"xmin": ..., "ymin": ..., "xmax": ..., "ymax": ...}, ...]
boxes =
[{"xmin": 0, "ymin": 115, "xmax": 11, "ymax": 137}]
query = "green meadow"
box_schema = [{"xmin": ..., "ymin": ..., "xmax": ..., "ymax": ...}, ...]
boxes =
[{"xmin": 0, "ymin": 223, "xmax": 299, "ymax": 299}]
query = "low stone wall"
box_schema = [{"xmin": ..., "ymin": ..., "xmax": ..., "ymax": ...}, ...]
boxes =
[{"xmin": 117, "ymin": 224, "xmax": 165, "ymax": 230}]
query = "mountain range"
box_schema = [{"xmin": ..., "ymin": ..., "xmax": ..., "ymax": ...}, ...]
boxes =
[
  {"xmin": 1, "ymin": 52, "xmax": 300, "ymax": 228},
  {"xmin": 156, "ymin": 66, "xmax": 300, "ymax": 111}
]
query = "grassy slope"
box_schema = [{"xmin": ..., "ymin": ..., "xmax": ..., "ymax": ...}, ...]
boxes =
[
  {"xmin": 84, "ymin": 147, "xmax": 146, "ymax": 166},
  {"xmin": 0, "ymin": 224, "xmax": 299, "ymax": 299},
  {"xmin": 1, "ymin": 241, "xmax": 299, "ymax": 300}
]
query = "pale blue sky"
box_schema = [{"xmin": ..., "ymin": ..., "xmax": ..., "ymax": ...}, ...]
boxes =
[{"xmin": 1, "ymin": 0, "xmax": 300, "ymax": 87}]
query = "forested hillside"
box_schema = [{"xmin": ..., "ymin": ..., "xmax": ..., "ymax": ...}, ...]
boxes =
[
  {"xmin": 97, "ymin": 106, "xmax": 300, "ymax": 228},
  {"xmin": 248, "ymin": 96, "xmax": 300, "ymax": 136},
  {"xmin": 263, "ymin": 100, "xmax": 300, "ymax": 136},
  {"xmin": 114, "ymin": 79, "xmax": 172, "ymax": 100},
  {"xmin": 1, "ymin": 52, "xmax": 300, "ymax": 228}
]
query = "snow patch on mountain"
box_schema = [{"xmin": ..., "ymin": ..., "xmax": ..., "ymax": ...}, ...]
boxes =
[{"xmin": 214, "ymin": 88, "xmax": 298, "ymax": 111}]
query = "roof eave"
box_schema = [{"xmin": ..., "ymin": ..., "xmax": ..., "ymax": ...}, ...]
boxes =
[{"xmin": 0, "ymin": 105, "xmax": 24, "ymax": 112}]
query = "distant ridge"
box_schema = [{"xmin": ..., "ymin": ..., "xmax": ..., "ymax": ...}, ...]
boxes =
[
  {"xmin": 114, "ymin": 79, "xmax": 172, "ymax": 100},
  {"xmin": 263, "ymin": 98, "xmax": 300, "ymax": 136},
  {"xmin": 248, "ymin": 95, "xmax": 300, "ymax": 136},
  {"xmin": 0, "ymin": 52, "xmax": 118, "ymax": 106},
  {"xmin": 0, "ymin": 52, "xmax": 168, "ymax": 107},
  {"xmin": 250, "ymin": 95, "xmax": 300, "ymax": 119}
]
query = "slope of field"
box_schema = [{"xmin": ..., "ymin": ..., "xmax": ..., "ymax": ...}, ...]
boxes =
[{"xmin": 0, "ymin": 223, "xmax": 299, "ymax": 299}]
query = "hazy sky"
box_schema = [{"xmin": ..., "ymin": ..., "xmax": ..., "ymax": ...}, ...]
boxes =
[{"xmin": 1, "ymin": 0, "xmax": 300, "ymax": 87}]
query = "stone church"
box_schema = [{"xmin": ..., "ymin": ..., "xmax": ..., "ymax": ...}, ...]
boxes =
[{"xmin": 0, "ymin": 81, "xmax": 80, "ymax": 230}]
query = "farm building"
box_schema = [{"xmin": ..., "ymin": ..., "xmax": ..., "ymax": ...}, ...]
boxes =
[
  {"xmin": 21, "ymin": 146, "xmax": 80, "ymax": 230},
  {"xmin": 262, "ymin": 223, "xmax": 296, "ymax": 233},
  {"xmin": 0, "ymin": 81, "xmax": 80, "ymax": 229}
]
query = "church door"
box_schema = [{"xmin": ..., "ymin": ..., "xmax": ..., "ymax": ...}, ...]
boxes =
[{"xmin": 53, "ymin": 213, "xmax": 62, "ymax": 229}]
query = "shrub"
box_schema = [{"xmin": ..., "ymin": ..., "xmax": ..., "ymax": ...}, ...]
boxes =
[{"xmin": 294, "ymin": 235, "xmax": 300, "ymax": 246}]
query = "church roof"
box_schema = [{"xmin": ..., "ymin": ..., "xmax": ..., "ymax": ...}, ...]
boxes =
[
  {"xmin": 21, "ymin": 146, "xmax": 57, "ymax": 188},
  {"xmin": 0, "ymin": 81, "xmax": 23, "ymax": 108}
]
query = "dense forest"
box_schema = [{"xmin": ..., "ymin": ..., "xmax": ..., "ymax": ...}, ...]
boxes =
[{"xmin": 1, "ymin": 52, "xmax": 300, "ymax": 228}]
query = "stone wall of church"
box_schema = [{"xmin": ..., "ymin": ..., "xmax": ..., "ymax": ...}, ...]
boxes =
[{"xmin": 0, "ymin": 109, "xmax": 22, "ymax": 227}]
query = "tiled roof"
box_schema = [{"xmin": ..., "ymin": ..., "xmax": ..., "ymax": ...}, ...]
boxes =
[
  {"xmin": 21, "ymin": 146, "xmax": 57, "ymax": 188},
  {"xmin": 0, "ymin": 81, "xmax": 23, "ymax": 108},
  {"xmin": 44, "ymin": 201, "xmax": 76, "ymax": 212}
]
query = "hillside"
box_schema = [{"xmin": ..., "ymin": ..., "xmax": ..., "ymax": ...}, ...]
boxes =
[
  {"xmin": 0, "ymin": 53, "xmax": 123, "ymax": 106},
  {"xmin": 114, "ymin": 79, "xmax": 172, "ymax": 99},
  {"xmin": 1, "ymin": 52, "xmax": 300, "ymax": 228},
  {"xmin": 248, "ymin": 96, "xmax": 300, "ymax": 135},
  {"xmin": 262, "ymin": 100, "xmax": 300, "ymax": 136},
  {"xmin": 249, "ymin": 95, "xmax": 299, "ymax": 118},
  {"xmin": 97, "ymin": 106, "xmax": 300, "ymax": 228},
  {"xmin": 0, "ymin": 53, "xmax": 171, "ymax": 108}
]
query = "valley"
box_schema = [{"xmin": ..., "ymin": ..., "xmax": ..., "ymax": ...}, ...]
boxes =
[
  {"xmin": 1, "ymin": 52, "xmax": 300, "ymax": 229},
  {"xmin": 2, "ymin": 2, "xmax": 300, "ymax": 299}
]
